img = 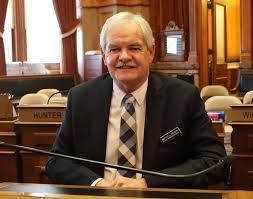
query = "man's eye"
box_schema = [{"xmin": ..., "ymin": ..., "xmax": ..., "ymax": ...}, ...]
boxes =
[
  {"xmin": 108, "ymin": 48, "xmax": 119, "ymax": 53},
  {"xmin": 130, "ymin": 47, "xmax": 141, "ymax": 51}
]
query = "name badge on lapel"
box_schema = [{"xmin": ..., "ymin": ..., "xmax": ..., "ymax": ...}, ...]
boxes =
[{"xmin": 160, "ymin": 127, "xmax": 182, "ymax": 143}]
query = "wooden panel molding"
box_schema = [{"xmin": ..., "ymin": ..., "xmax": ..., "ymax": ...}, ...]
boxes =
[
  {"xmin": 197, "ymin": 0, "xmax": 209, "ymax": 88},
  {"xmin": 240, "ymin": 0, "xmax": 252, "ymax": 66},
  {"xmin": 13, "ymin": 0, "xmax": 27, "ymax": 61},
  {"xmin": 81, "ymin": 0, "xmax": 150, "ymax": 8},
  {"xmin": 188, "ymin": 0, "xmax": 198, "ymax": 66}
]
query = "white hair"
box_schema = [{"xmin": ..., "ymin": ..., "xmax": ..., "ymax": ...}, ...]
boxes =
[{"xmin": 100, "ymin": 12, "xmax": 155, "ymax": 52}]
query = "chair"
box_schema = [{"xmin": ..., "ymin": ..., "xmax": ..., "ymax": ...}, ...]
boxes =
[
  {"xmin": 243, "ymin": 90, "xmax": 253, "ymax": 104},
  {"xmin": 205, "ymin": 96, "xmax": 242, "ymax": 112},
  {"xmin": 205, "ymin": 96, "xmax": 242, "ymax": 155},
  {"xmin": 200, "ymin": 85, "xmax": 229, "ymax": 102},
  {"xmin": 48, "ymin": 96, "xmax": 67, "ymax": 105},
  {"xmin": 231, "ymin": 69, "xmax": 253, "ymax": 97},
  {"xmin": 19, "ymin": 93, "xmax": 49, "ymax": 105},
  {"xmin": 37, "ymin": 89, "xmax": 61, "ymax": 98}
]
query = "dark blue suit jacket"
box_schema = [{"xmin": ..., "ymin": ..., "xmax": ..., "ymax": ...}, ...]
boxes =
[{"xmin": 46, "ymin": 72, "xmax": 226, "ymax": 188}]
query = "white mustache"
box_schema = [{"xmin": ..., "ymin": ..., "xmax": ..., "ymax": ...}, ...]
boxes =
[{"xmin": 116, "ymin": 62, "xmax": 137, "ymax": 68}]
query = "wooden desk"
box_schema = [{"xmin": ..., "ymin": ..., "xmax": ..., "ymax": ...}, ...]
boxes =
[
  {"xmin": 0, "ymin": 120, "xmax": 18, "ymax": 182},
  {"xmin": 14, "ymin": 121, "xmax": 61, "ymax": 183},
  {"xmin": 229, "ymin": 122, "xmax": 253, "ymax": 190},
  {"xmin": 0, "ymin": 120, "xmax": 16, "ymax": 132},
  {"xmin": 0, "ymin": 183, "xmax": 253, "ymax": 199}
]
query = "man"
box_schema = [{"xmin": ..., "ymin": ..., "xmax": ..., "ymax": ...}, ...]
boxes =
[{"xmin": 46, "ymin": 12, "xmax": 226, "ymax": 188}]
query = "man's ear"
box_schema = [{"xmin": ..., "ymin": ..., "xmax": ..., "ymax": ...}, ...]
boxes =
[
  {"xmin": 148, "ymin": 45, "xmax": 155, "ymax": 64},
  {"xmin": 101, "ymin": 48, "xmax": 107, "ymax": 66}
]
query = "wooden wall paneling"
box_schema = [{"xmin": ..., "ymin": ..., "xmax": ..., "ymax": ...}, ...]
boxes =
[
  {"xmin": 82, "ymin": 0, "xmax": 150, "ymax": 53},
  {"xmin": 84, "ymin": 54, "xmax": 107, "ymax": 80},
  {"xmin": 211, "ymin": 2, "xmax": 229, "ymax": 88},
  {"xmin": 214, "ymin": 2, "xmax": 227, "ymax": 63},
  {"xmin": 197, "ymin": 0, "xmax": 209, "ymax": 89},
  {"xmin": 13, "ymin": 0, "xmax": 27, "ymax": 61},
  {"xmin": 213, "ymin": 63, "xmax": 228, "ymax": 87},
  {"xmin": 0, "ymin": 0, "xmax": 8, "ymax": 75},
  {"xmin": 227, "ymin": 66, "xmax": 239, "ymax": 91},
  {"xmin": 240, "ymin": 0, "xmax": 252, "ymax": 67},
  {"xmin": 149, "ymin": 0, "xmax": 162, "ymax": 62},
  {"xmin": 226, "ymin": 0, "xmax": 240, "ymax": 62},
  {"xmin": 81, "ymin": 0, "xmax": 150, "ymax": 8},
  {"xmin": 82, "ymin": 8, "xmax": 101, "ymax": 52},
  {"xmin": 188, "ymin": 0, "xmax": 198, "ymax": 65},
  {"xmin": 98, "ymin": 8, "xmax": 114, "ymax": 29}
]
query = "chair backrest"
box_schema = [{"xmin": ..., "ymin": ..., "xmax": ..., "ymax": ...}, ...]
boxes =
[
  {"xmin": 48, "ymin": 96, "xmax": 67, "ymax": 105},
  {"xmin": 205, "ymin": 96, "xmax": 242, "ymax": 112},
  {"xmin": 243, "ymin": 90, "xmax": 253, "ymax": 104},
  {"xmin": 200, "ymin": 85, "xmax": 229, "ymax": 100},
  {"xmin": 37, "ymin": 89, "xmax": 61, "ymax": 97},
  {"xmin": 19, "ymin": 93, "xmax": 49, "ymax": 105},
  {"xmin": 231, "ymin": 69, "xmax": 253, "ymax": 96}
]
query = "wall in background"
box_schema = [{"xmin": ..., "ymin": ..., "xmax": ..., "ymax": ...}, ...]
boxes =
[{"xmin": 226, "ymin": 0, "xmax": 240, "ymax": 62}]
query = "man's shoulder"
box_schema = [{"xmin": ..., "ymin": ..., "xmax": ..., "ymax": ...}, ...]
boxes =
[
  {"xmin": 150, "ymin": 71, "xmax": 196, "ymax": 90},
  {"xmin": 149, "ymin": 72, "xmax": 201, "ymax": 106},
  {"xmin": 71, "ymin": 73, "xmax": 112, "ymax": 93}
]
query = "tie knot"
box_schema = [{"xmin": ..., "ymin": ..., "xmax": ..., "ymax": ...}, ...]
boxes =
[{"xmin": 122, "ymin": 94, "xmax": 135, "ymax": 105}]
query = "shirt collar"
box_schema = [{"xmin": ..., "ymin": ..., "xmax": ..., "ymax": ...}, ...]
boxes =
[{"xmin": 113, "ymin": 79, "xmax": 148, "ymax": 106}]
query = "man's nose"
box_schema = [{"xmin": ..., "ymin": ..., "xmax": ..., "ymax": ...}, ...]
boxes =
[{"xmin": 119, "ymin": 49, "xmax": 131, "ymax": 62}]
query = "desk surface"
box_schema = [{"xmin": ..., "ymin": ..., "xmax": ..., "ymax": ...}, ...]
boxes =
[{"xmin": 0, "ymin": 183, "xmax": 253, "ymax": 199}]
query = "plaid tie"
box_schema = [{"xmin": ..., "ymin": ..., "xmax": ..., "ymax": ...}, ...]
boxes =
[{"xmin": 118, "ymin": 94, "xmax": 137, "ymax": 177}]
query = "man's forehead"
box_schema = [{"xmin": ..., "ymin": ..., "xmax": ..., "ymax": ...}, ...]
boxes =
[
  {"xmin": 105, "ymin": 33, "xmax": 145, "ymax": 47},
  {"xmin": 107, "ymin": 41, "xmax": 143, "ymax": 47}
]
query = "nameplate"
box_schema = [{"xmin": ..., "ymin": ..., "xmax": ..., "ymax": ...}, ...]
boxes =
[
  {"xmin": 227, "ymin": 105, "xmax": 253, "ymax": 122},
  {"xmin": 17, "ymin": 105, "xmax": 66, "ymax": 122}
]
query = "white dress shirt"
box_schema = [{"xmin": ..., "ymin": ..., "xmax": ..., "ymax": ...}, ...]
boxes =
[{"xmin": 91, "ymin": 79, "xmax": 148, "ymax": 185}]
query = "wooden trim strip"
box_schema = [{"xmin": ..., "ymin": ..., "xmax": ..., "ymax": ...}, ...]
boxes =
[{"xmin": 81, "ymin": 0, "xmax": 150, "ymax": 8}]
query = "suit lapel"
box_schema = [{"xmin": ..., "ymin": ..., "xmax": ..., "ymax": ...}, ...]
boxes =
[
  {"xmin": 90, "ymin": 75, "xmax": 113, "ymax": 175},
  {"xmin": 142, "ymin": 72, "xmax": 164, "ymax": 170}
]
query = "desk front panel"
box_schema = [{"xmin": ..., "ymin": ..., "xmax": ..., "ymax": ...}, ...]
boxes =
[
  {"xmin": 15, "ymin": 122, "xmax": 60, "ymax": 150},
  {"xmin": 231, "ymin": 155, "xmax": 253, "ymax": 190},
  {"xmin": 15, "ymin": 122, "xmax": 60, "ymax": 183},
  {"xmin": 0, "ymin": 152, "xmax": 18, "ymax": 182},
  {"xmin": 0, "ymin": 132, "xmax": 16, "ymax": 151},
  {"xmin": 0, "ymin": 132, "xmax": 17, "ymax": 182},
  {"xmin": 19, "ymin": 152, "xmax": 50, "ymax": 183},
  {"xmin": 230, "ymin": 123, "xmax": 253, "ymax": 190},
  {"xmin": 231, "ymin": 124, "xmax": 253, "ymax": 154}
]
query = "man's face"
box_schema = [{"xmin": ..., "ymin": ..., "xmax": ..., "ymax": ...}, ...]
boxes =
[{"xmin": 102, "ymin": 22, "xmax": 155, "ymax": 92}]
